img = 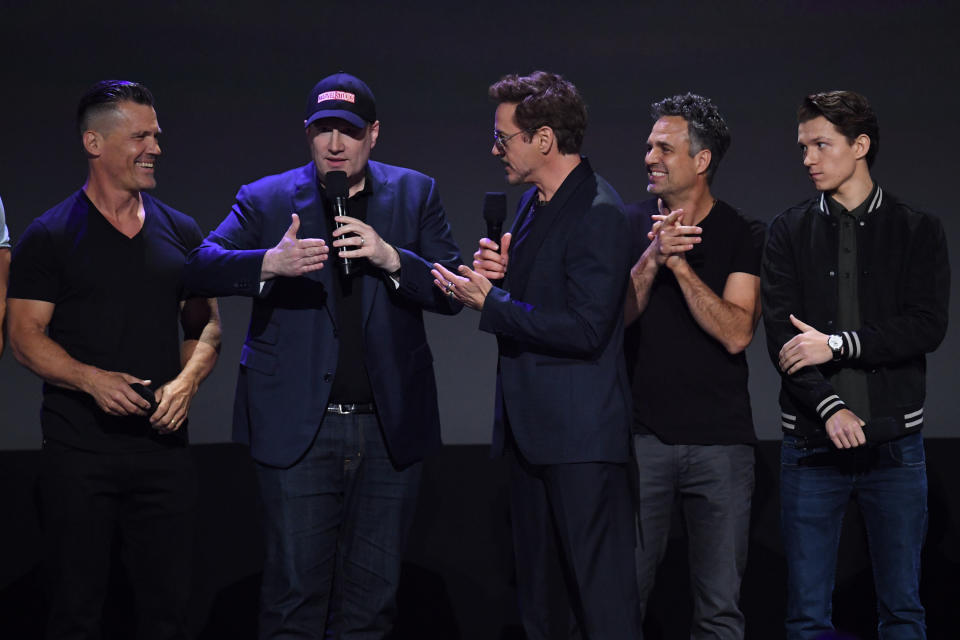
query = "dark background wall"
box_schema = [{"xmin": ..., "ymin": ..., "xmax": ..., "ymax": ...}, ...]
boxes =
[
  {"xmin": 2, "ymin": 2, "xmax": 959, "ymax": 638},
  {"xmin": 1, "ymin": 0, "xmax": 957, "ymax": 448}
]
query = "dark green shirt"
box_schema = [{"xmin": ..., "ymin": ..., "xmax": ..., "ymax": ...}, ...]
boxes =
[{"xmin": 826, "ymin": 182, "xmax": 879, "ymax": 421}]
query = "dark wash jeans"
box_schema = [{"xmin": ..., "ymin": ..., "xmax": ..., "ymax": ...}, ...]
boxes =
[
  {"xmin": 632, "ymin": 435, "xmax": 755, "ymax": 639},
  {"xmin": 255, "ymin": 413, "xmax": 421, "ymax": 640},
  {"xmin": 780, "ymin": 432, "xmax": 927, "ymax": 640}
]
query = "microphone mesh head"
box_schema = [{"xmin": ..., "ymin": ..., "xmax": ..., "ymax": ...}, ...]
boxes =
[
  {"xmin": 326, "ymin": 171, "xmax": 349, "ymax": 198},
  {"xmin": 483, "ymin": 192, "xmax": 507, "ymax": 223}
]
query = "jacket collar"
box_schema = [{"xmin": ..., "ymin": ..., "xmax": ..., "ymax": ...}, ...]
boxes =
[
  {"xmin": 289, "ymin": 161, "xmax": 395, "ymax": 331},
  {"xmin": 818, "ymin": 183, "xmax": 883, "ymax": 216}
]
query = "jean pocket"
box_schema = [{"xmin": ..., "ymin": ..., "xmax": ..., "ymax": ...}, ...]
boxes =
[
  {"xmin": 780, "ymin": 439, "xmax": 809, "ymax": 468},
  {"xmin": 888, "ymin": 432, "xmax": 926, "ymax": 467},
  {"xmin": 781, "ymin": 436, "xmax": 832, "ymax": 468}
]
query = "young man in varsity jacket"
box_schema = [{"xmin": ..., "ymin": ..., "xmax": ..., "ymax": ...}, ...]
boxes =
[{"xmin": 761, "ymin": 90, "xmax": 949, "ymax": 639}]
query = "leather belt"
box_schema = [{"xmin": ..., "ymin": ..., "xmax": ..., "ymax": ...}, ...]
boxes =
[{"xmin": 326, "ymin": 403, "xmax": 375, "ymax": 415}]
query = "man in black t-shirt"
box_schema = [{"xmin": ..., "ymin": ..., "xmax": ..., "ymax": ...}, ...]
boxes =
[
  {"xmin": 624, "ymin": 94, "xmax": 763, "ymax": 639},
  {"xmin": 7, "ymin": 81, "xmax": 220, "ymax": 640}
]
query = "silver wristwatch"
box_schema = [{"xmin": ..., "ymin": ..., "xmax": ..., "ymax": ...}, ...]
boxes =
[{"xmin": 828, "ymin": 334, "xmax": 844, "ymax": 361}]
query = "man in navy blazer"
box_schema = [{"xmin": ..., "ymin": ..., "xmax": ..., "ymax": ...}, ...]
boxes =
[
  {"xmin": 184, "ymin": 73, "xmax": 462, "ymax": 639},
  {"xmin": 434, "ymin": 71, "xmax": 640, "ymax": 640}
]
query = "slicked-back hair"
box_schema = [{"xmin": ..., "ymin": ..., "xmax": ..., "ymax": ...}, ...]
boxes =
[
  {"xmin": 77, "ymin": 80, "xmax": 155, "ymax": 135},
  {"xmin": 651, "ymin": 93, "xmax": 731, "ymax": 185},
  {"xmin": 488, "ymin": 71, "xmax": 587, "ymax": 154},
  {"xmin": 798, "ymin": 90, "xmax": 879, "ymax": 167}
]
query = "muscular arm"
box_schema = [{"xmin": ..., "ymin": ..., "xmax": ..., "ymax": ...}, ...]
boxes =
[
  {"xmin": 671, "ymin": 263, "xmax": 761, "ymax": 354},
  {"xmin": 151, "ymin": 297, "xmax": 221, "ymax": 432},
  {"xmin": 0, "ymin": 248, "xmax": 9, "ymax": 356},
  {"xmin": 7, "ymin": 298, "xmax": 152, "ymax": 415}
]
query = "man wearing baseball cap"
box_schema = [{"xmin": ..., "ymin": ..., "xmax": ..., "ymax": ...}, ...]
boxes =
[{"xmin": 185, "ymin": 72, "xmax": 463, "ymax": 638}]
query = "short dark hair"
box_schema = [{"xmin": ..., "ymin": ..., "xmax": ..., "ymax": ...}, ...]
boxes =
[
  {"xmin": 651, "ymin": 93, "xmax": 730, "ymax": 184},
  {"xmin": 77, "ymin": 80, "xmax": 155, "ymax": 134},
  {"xmin": 797, "ymin": 90, "xmax": 879, "ymax": 167},
  {"xmin": 488, "ymin": 71, "xmax": 587, "ymax": 154}
]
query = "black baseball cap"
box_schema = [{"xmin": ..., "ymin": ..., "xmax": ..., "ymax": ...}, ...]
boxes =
[{"xmin": 304, "ymin": 72, "xmax": 377, "ymax": 129}]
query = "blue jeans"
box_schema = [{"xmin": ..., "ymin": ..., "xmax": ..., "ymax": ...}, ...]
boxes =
[
  {"xmin": 632, "ymin": 435, "xmax": 755, "ymax": 640},
  {"xmin": 780, "ymin": 432, "xmax": 927, "ymax": 640},
  {"xmin": 255, "ymin": 413, "xmax": 421, "ymax": 640}
]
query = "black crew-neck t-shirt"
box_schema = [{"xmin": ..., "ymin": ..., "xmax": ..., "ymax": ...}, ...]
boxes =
[
  {"xmin": 8, "ymin": 190, "xmax": 203, "ymax": 452},
  {"xmin": 624, "ymin": 199, "xmax": 764, "ymax": 445}
]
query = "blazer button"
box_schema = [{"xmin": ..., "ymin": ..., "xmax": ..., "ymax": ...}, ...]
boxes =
[{"xmin": 323, "ymin": 373, "xmax": 333, "ymax": 383}]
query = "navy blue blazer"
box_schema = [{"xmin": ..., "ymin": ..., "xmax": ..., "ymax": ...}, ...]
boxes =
[
  {"xmin": 184, "ymin": 161, "xmax": 462, "ymax": 468},
  {"xmin": 478, "ymin": 159, "xmax": 633, "ymax": 465}
]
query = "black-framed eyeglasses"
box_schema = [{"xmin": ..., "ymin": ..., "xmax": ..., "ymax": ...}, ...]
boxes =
[{"xmin": 493, "ymin": 128, "xmax": 530, "ymax": 152}]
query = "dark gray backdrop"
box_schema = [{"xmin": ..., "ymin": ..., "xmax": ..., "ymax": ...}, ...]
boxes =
[{"xmin": 1, "ymin": 0, "xmax": 957, "ymax": 449}]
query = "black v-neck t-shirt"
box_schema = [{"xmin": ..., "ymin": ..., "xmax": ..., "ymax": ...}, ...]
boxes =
[{"xmin": 8, "ymin": 190, "xmax": 204, "ymax": 452}]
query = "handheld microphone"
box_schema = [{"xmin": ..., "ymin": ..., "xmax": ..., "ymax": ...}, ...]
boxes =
[
  {"xmin": 325, "ymin": 171, "xmax": 353, "ymax": 276},
  {"xmin": 483, "ymin": 192, "xmax": 507, "ymax": 248}
]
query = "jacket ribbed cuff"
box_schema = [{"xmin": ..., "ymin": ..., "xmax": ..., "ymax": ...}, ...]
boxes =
[
  {"xmin": 840, "ymin": 330, "xmax": 861, "ymax": 359},
  {"xmin": 816, "ymin": 394, "xmax": 846, "ymax": 421}
]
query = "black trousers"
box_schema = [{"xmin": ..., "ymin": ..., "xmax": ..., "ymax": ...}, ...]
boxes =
[
  {"xmin": 38, "ymin": 439, "xmax": 197, "ymax": 640},
  {"xmin": 508, "ymin": 438, "xmax": 641, "ymax": 640}
]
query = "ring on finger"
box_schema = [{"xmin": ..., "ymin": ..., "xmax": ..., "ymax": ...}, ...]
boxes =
[
  {"xmin": 360, "ymin": 236, "xmax": 365, "ymax": 246},
  {"xmin": 447, "ymin": 280, "xmax": 456, "ymax": 291}
]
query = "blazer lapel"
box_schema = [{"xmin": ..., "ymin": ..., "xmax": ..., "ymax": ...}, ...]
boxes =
[
  {"xmin": 291, "ymin": 164, "xmax": 337, "ymax": 321},
  {"xmin": 504, "ymin": 188, "xmax": 537, "ymax": 294},
  {"xmin": 507, "ymin": 160, "xmax": 592, "ymax": 299},
  {"xmin": 360, "ymin": 163, "xmax": 395, "ymax": 330}
]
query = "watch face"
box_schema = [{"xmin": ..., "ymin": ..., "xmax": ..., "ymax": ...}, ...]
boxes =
[{"xmin": 828, "ymin": 335, "xmax": 843, "ymax": 350}]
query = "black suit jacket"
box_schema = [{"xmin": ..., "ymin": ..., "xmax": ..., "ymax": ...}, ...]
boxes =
[{"xmin": 479, "ymin": 159, "xmax": 633, "ymax": 465}]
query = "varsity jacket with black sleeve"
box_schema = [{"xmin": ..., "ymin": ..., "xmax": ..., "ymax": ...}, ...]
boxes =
[{"xmin": 761, "ymin": 186, "xmax": 949, "ymax": 439}]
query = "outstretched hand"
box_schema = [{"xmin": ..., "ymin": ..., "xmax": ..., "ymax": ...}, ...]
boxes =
[{"xmin": 261, "ymin": 214, "xmax": 328, "ymax": 279}]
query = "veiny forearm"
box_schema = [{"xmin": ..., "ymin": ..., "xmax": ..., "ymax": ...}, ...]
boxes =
[
  {"xmin": 175, "ymin": 298, "xmax": 221, "ymax": 390},
  {"xmin": 625, "ymin": 246, "xmax": 659, "ymax": 325},
  {"xmin": 672, "ymin": 261, "xmax": 757, "ymax": 354},
  {"xmin": 9, "ymin": 324, "xmax": 98, "ymax": 393}
]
